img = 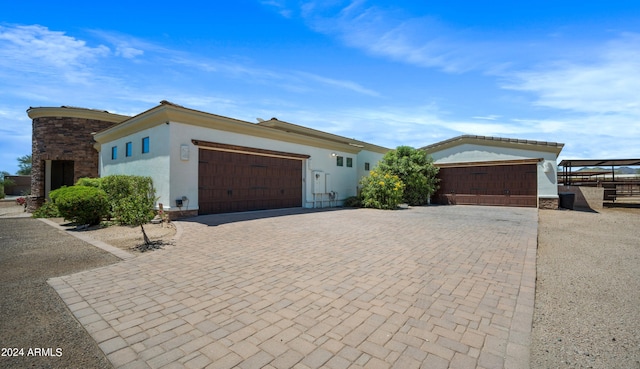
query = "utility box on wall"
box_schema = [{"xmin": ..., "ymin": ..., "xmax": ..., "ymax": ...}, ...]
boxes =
[{"xmin": 312, "ymin": 171, "xmax": 325, "ymax": 194}]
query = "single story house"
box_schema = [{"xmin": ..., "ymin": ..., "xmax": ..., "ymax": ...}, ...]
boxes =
[
  {"xmin": 27, "ymin": 101, "xmax": 563, "ymax": 216},
  {"xmin": 422, "ymin": 135, "xmax": 564, "ymax": 209},
  {"xmin": 28, "ymin": 101, "xmax": 389, "ymax": 217}
]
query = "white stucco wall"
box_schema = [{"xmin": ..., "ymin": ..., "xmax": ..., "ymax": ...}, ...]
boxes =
[
  {"xmin": 356, "ymin": 149, "xmax": 385, "ymax": 190},
  {"xmin": 167, "ymin": 122, "xmax": 385, "ymax": 210},
  {"xmin": 430, "ymin": 143, "xmax": 559, "ymax": 198},
  {"xmin": 98, "ymin": 124, "xmax": 171, "ymax": 209}
]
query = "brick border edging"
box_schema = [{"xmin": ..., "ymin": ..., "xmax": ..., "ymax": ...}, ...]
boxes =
[
  {"xmin": 42, "ymin": 219, "xmax": 185, "ymax": 369},
  {"xmin": 38, "ymin": 218, "xmax": 136, "ymax": 260}
]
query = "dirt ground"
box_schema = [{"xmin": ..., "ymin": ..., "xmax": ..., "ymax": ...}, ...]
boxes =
[
  {"xmin": 0, "ymin": 217, "xmax": 119, "ymax": 369},
  {"xmin": 52, "ymin": 218, "xmax": 176, "ymax": 253},
  {"xmin": 531, "ymin": 207, "xmax": 640, "ymax": 368},
  {"xmin": 0, "ymin": 200, "xmax": 176, "ymax": 253}
]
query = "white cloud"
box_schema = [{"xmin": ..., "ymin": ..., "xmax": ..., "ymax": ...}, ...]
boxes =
[
  {"xmin": 503, "ymin": 33, "xmax": 640, "ymax": 116},
  {"xmin": 472, "ymin": 115, "xmax": 501, "ymax": 121},
  {"xmin": 296, "ymin": 71, "xmax": 380, "ymax": 96},
  {"xmin": 0, "ymin": 25, "xmax": 110, "ymax": 74},
  {"xmin": 280, "ymin": 1, "xmax": 502, "ymax": 73}
]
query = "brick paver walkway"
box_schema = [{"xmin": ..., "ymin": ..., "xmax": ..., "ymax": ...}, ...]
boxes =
[{"xmin": 49, "ymin": 206, "xmax": 537, "ymax": 369}]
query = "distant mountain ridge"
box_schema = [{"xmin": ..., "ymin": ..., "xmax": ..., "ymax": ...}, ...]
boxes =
[{"xmin": 577, "ymin": 166, "xmax": 639, "ymax": 174}]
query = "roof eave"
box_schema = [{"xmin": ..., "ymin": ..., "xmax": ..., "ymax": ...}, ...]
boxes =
[{"xmin": 421, "ymin": 135, "xmax": 564, "ymax": 156}]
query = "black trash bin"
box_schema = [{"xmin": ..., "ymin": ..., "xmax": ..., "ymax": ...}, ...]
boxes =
[{"xmin": 558, "ymin": 192, "xmax": 575, "ymax": 210}]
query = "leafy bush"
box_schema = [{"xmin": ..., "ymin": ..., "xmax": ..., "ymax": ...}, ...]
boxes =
[
  {"xmin": 49, "ymin": 186, "xmax": 109, "ymax": 225},
  {"xmin": 343, "ymin": 196, "xmax": 362, "ymax": 208},
  {"xmin": 360, "ymin": 170, "xmax": 404, "ymax": 209},
  {"xmin": 99, "ymin": 175, "xmax": 156, "ymax": 226},
  {"xmin": 0, "ymin": 172, "xmax": 11, "ymax": 199},
  {"xmin": 377, "ymin": 146, "xmax": 439, "ymax": 206},
  {"xmin": 32, "ymin": 201, "xmax": 61, "ymax": 218},
  {"xmin": 75, "ymin": 177, "xmax": 103, "ymax": 187}
]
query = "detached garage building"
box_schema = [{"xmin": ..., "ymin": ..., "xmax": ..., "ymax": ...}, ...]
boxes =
[{"xmin": 422, "ymin": 135, "xmax": 564, "ymax": 209}]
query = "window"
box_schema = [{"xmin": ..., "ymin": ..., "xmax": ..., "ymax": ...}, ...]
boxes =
[
  {"xmin": 365, "ymin": 162, "xmax": 370, "ymax": 171},
  {"xmin": 142, "ymin": 137, "xmax": 150, "ymax": 153},
  {"xmin": 126, "ymin": 142, "xmax": 132, "ymax": 157},
  {"xmin": 336, "ymin": 156, "xmax": 344, "ymax": 166},
  {"xmin": 346, "ymin": 158, "xmax": 353, "ymax": 168},
  {"xmin": 111, "ymin": 146, "xmax": 117, "ymax": 160}
]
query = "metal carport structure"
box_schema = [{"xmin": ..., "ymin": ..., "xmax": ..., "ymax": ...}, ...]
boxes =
[{"xmin": 559, "ymin": 159, "xmax": 640, "ymax": 185}]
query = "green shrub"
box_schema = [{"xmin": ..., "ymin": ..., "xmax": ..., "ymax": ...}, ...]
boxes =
[
  {"xmin": 360, "ymin": 169, "xmax": 404, "ymax": 210},
  {"xmin": 377, "ymin": 146, "xmax": 439, "ymax": 206},
  {"xmin": 343, "ymin": 196, "xmax": 362, "ymax": 208},
  {"xmin": 49, "ymin": 186, "xmax": 109, "ymax": 225},
  {"xmin": 75, "ymin": 177, "xmax": 103, "ymax": 187},
  {"xmin": 31, "ymin": 201, "xmax": 61, "ymax": 218},
  {"xmin": 100, "ymin": 175, "xmax": 156, "ymax": 226}
]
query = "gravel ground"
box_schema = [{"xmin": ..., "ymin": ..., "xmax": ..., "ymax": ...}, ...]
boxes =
[
  {"xmin": 52, "ymin": 218, "xmax": 176, "ymax": 253},
  {"xmin": 531, "ymin": 207, "xmax": 640, "ymax": 369},
  {"xmin": 0, "ymin": 217, "xmax": 119, "ymax": 369}
]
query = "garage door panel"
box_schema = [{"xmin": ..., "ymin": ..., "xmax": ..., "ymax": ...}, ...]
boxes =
[
  {"xmin": 198, "ymin": 149, "xmax": 302, "ymax": 215},
  {"xmin": 435, "ymin": 163, "xmax": 537, "ymax": 207}
]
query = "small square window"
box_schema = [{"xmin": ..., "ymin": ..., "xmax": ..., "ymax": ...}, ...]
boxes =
[
  {"xmin": 346, "ymin": 158, "xmax": 353, "ymax": 168},
  {"xmin": 111, "ymin": 146, "xmax": 118, "ymax": 160},
  {"xmin": 365, "ymin": 162, "xmax": 370, "ymax": 171},
  {"xmin": 142, "ymin": 137, "xmax": 150, "ymax": 153},
  {"xmin": 126, "ymin": 142, "xmax": 132, "ymax": 157},
  {"xmin": 336, "ymin": 156, "xmax": 344, "ymax": 166}
]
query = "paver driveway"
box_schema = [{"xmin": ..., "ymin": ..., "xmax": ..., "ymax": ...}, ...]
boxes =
[{"xmin": 49, "ymin": 206, "xmax": 538, "ymax": 369}]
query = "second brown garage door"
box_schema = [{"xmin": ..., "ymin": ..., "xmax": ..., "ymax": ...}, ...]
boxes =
[
  {"xmin": 198, "ymin": 149, "xmax": 303, "ymax": 215},
  {"xmin": 434, "ymin": 163, "xmax": 538, "ymax": 207}
]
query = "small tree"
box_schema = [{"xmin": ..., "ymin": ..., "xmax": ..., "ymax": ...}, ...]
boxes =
[
  {"xmin": 377, "ymin": 146, "xmax": 439, "ymax": 206},
  {"xmin": 0, "ymin": 171, "xmax": 10, "ymax": 199},
  {"xmin": 16, "ymin": 154, "xmax": 32, "ymax": 176},
  {"xmin": 99, "ymin": 175, "xmax": 157, "ymax": 245}
]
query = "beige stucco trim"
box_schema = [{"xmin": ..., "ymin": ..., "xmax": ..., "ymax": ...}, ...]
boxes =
[
  {"xmin": 258, "ymin": 119, "xmax": 389, "ymax": 154},
  {"xmin": 27, "ymin": 106, "xmax": 130, "ymax": 123},
  {"xmin": 435, "ymin": 158, "xmax": 542, "ymax": 168},
  {"xmin": 94, "ymin": 102, "xmax": 384, "ymax": 154},
  {"xmin": 192, "ymin": 140, "xmax": 311, "ymax": 160},
  {"xmin": 422, "ymin": 135, "xmax": 564, "ymax": 156}
]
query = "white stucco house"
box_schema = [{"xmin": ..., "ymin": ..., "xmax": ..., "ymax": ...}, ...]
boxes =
[
  {"xmin": 422, "ymin": 135, "xmax": 564, "ymax": 209},
  {"xmin": 92, "ymin": 101, "xmax": 389, "ymax": 217},
  {"xmin": 28, "ymin": 101, "xmax": 564, "ymax": 216}
]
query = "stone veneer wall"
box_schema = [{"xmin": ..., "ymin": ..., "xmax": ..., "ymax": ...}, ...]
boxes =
[
  {"xmin": 28, "ymin": 116, "xmax": 118, "ymax": 211},
  {"xmin": 539, "ymin": 197, "xmax": 559, "ymax": 209}
]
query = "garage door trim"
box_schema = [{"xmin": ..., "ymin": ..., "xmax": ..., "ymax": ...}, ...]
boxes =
[
  {"xmin": 192, "ymin": 139, "xmax": 309, "ymax": 160},
  {"xmin": 436, "ymin": 158, "xmax": 542, "ymax": 168}
]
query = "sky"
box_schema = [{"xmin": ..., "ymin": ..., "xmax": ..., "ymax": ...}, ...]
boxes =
[{"xmin": 1, "ymin": 1, "xmax": 639, "ymax": 174}]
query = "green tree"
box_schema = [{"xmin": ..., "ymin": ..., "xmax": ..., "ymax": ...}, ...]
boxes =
[
  {"xmin": 377, "ymin": 146, "xmax": 439, "ymax": 206},
  {"xmin": 99, "ymin": 175, "xmax": 157, "ymax": 245},
  {"xmin": 0, "ymin": 171, "xmax": 12, "ymax": 199},
  {"xmin": 16, "ymin": 154, "xmax": 32, "ymax": 175}
]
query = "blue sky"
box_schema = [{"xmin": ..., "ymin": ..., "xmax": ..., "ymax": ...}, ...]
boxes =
[{"xmin": 1, "ymin": 1, "xmax": 639, "ymax": 174}]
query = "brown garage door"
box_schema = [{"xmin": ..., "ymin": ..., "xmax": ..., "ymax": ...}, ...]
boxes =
[
  {"xmin": 198, "ymin": 149, "xmax": 302, "ymax": 214},
  {"xmin": 434, "ymin": 163, "xmax": 537, "ymax": 207}
]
